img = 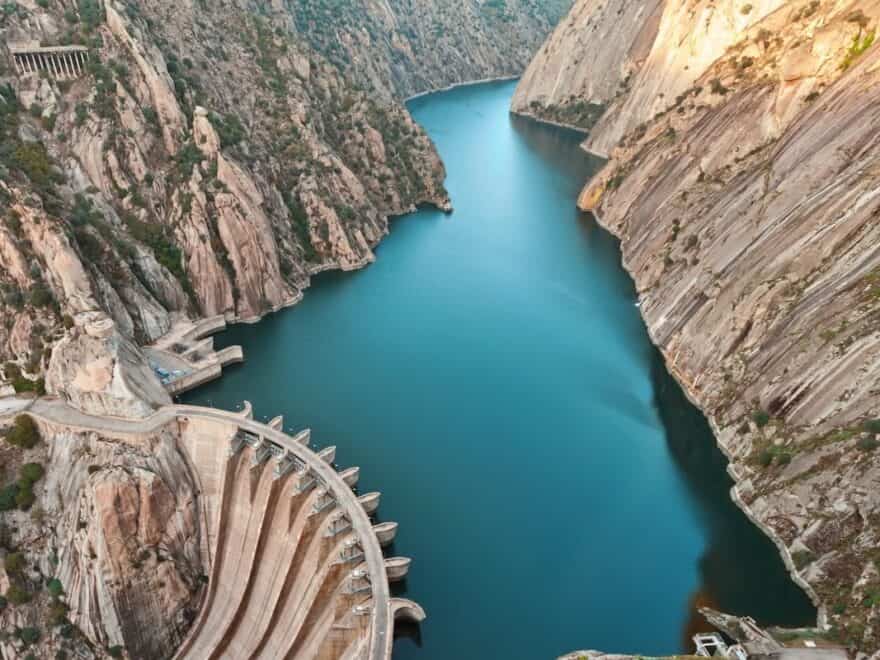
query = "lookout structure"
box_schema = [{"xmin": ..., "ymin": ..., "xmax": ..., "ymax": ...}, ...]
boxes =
[{"xmin": 8, "ymin": 41, "xmax": 89, "ymax": 79}]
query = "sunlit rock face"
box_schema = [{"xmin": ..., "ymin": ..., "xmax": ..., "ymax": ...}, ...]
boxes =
[
  {"xmin": 517, "ymin": 0, "xmax": 880, "ymax": 650},
  {"xmin": 514, "ymin": 0, "xmax": 791, "ymax": 149},
  {"xmin": 46, "ymin": 312, "xmax": 171, "ymax": 419}
]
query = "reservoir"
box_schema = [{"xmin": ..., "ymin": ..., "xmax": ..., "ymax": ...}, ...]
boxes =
[{"xmin": 184, "ymin": 80, "xmax": 813, "ymax": 658}]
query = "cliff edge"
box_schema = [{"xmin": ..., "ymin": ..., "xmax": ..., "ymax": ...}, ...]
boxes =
[{"xmin": 518, "ymin": 0, "xmax": 880, "ymax": 651}]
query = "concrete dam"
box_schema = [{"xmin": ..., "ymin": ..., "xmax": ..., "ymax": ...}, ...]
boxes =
[{"xmin": 22, "ymin": 398, "xmax": 421, "ymax": 660}]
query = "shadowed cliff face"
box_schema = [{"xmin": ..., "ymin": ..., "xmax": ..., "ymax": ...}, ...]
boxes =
[{"xmin": 517, "ymin": 0, "xmax": 880, "ymax": 651}]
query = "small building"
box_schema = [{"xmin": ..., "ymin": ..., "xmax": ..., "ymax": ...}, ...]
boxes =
[{"xmin": 8, "ymin": 41, "xmax": 89, "ymax": 79}]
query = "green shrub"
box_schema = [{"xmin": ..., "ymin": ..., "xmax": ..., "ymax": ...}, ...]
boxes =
[
  {"xmin": 108, "ymin": 646, "xmax": 124, "ymax": 658},
  {"xmin": 12, "ymin": 141, "xmax": 60, "ymax": 190},
  {"xmin": 862, "ymin": 419, "xmax": 880, "ymax": 434},
  {"xmin": 4, "ymin": 552, "xmax": 25, "ymax": 575},
  {"xmin": 841, "ymin": 29, "xmax": 876, "ymax": 70},
  {"xmin": 46, "ymin": 600, "xmax": 68, "ymax": 626},
  {"xmin": 11, "ymin": 376, "xmax": 45, "ymax": 395},
  {"xmin": 19, "ymin": 463, "xmax": 44, "ymax": 486},
  {"xmin": 28, "ymin": 283, "xmax": 54, "ymax": 308},
  {"xmin": 6, "ymin": 584, "xmax": 31, "ymax": 605},
  {"xmin": 751, "ymin": 410, "xmax": 771, "ymax": 428},
  {"xmin": 15, "ymin": 484, "xmax": 35, "ymax": 510},
  {"xmin": 777, "ymin": 452, "xmax": 793, "ymax": 465},
  {"xmin": 47, "ymin": 578, "xmax": 63, "ymax": 599},
  {"xmin": 17, "ymin": 625, "xmax": 40, "ymax": 645},
  {"xmin": 0, "ymin": 484, "xmax": 18, "ymax": 512},
  {"xmin": 77, "ymin": 0, "xmax": 104, "ymax": 31},
  {"xmin": 6, "ymin": 415, "xmax": 40, "ymax": 448},
  {"xmin": 758, "ymin": 449, "xmax": 774, "ymax": 467},
  {"xmin": 857, "ymin": 436, "xmax": 879, "ymax": 451}
]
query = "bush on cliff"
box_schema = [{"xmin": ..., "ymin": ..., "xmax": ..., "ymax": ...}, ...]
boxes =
[
  {"xmin": 751, "ymin": 409, "xmax": 771, "ymax": 428},
  {"xmin": 5, "ymin": 416, "xmax": 40, "ymax": 449},
  {"xmin": 0, "ymin": 484, "xmax": 18, "ymax": 511},
  {"xmin": 862, "ymin": 419, "xmax": 880, "ymax": 434},
  {"xmin": 4, "ymin": 552, "xmax": 25, "ymax": 575},
  {"xmin": 19, "ymin": 463, "xmax": 44, "ymax": 486},
  {"xmin": 857, "ymin": 436, "xmax": 879, "ymax": 452},
  {"xmin": 46, "ymin": 600, "xmax": 68, "ymax": 627},
  {"xmin": 16, "ymin": 625, "xmax": 40, "ymax": 645},
  {"xmin": 15, "ymin": 485, "xmax": 35, "ymax": 511},
  {"xmin": 6, "ymin": 584, "xmax": 31, "ymax": 605},
  {"xmin": 47, "ymin": 578, "xmax": 63, "ymax": 599}
]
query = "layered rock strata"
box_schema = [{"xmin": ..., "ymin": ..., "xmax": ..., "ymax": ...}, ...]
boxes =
[{"xmin": 517, "ymin": 0, "xmax": 880, "ymax": 650}]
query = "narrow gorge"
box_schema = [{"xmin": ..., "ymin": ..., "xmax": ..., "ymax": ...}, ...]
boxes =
[
  {"xmin": 515, "ymin": 0, "xmax": 880, "ymax": 653},
  {"xmin": 0, "ymin": 0, "xmax": 877, "ymax": 658}
]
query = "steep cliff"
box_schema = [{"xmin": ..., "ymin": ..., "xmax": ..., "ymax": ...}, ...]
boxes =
[
  {"xmin": 0, "ymin": 413, "xmax": 203, "ymax": 660},
  {"xmin": 292, "ymin": 0, "xmax": 572, "ymax": 99},
  {"xmin": 0, "ymin": 0, "xmax": 566, "ymax": 384},
  {"xmin": 518, "ymin": 0, "xmax": 880, "ymax": 651}
]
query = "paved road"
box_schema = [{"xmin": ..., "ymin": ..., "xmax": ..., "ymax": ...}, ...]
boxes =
[{"xmin": 2, "ymin": 397, "xmax": 392, "ymax": 660}]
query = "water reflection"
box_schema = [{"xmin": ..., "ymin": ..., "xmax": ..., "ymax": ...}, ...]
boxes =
[{"xmin": 649, "ymin": 347, "xmax": 816, "ymax": 639}]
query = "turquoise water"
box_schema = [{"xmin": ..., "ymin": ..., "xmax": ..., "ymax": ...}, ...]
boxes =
[{"xmin": 185, "ymin": 80, "xmax": 813, "ymax": 658}]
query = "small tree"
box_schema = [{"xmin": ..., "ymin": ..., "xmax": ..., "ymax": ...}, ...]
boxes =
[
  {"xmin": 5, "ymin": 416, "xmax": 40, "ymax": 449},
  {"xmin": 6, "ymin": 584, "xmax": 31, "ymax": 605},
  {"xmin": 0, "ymin": 484, "xmax": 19, "ymax": 511},
  {"xmin": 751, "ymin": 409, "xmax": 771, "ymax": 428},
  {"xmin": 17, "ymin": 626, "xmax": 40, "ymax": 645},
  {"xmin": 15, "ymin": 484, "xmax": 35, "ymax": 511},
  {"xmin": 5, "ymin": 551, "xmax": 25, "ymax": 575},
  {"xmin": 46, "ymin": 600, "xmax": 68, "ymax": 626},
  {"xmin": 857, "ymin": 436, "xmax": 879, "ymax": 451},
  {"xmin": 47, "ymin": 578, "xmax": 64, "ymax": 599}
]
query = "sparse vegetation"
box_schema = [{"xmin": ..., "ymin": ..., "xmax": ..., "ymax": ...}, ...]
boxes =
[
  {"xmin": 792, "ymin": 549, "xmax": 816, "ymax": 570},
  {"xmin": 751, "ymin": 409, "xmax": 770, "ymax": 428},
  {"xmin": 5, "ymin": 416, "xmax": 41, "ymax": 449}
]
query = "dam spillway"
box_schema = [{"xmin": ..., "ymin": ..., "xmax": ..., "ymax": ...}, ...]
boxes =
[
  {"xmin": 22, "ymin": 398, "xmax": 417, "ymax": 660},
  {"xmin": 174, "ymin": 406, "xmax": 418, "ymax": 660}
]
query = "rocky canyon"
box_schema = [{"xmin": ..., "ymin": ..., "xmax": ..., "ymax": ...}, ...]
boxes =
[
  {"xmin": 515, "ymin": 0, "xmax": 880, "ymax": 652},
  {"xmin": 0, "ymin": 0, "xmax": 569, "ymax": 657}
]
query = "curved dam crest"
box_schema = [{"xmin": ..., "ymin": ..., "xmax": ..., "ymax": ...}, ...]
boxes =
[{"xmin": 184, "ymin": 80, "xmax": 813, "ymax": 659}]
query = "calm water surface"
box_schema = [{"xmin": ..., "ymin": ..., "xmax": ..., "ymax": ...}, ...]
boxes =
[{"xmin": 185, "ymin": 81, "xmax": 813, "ymax": 658}]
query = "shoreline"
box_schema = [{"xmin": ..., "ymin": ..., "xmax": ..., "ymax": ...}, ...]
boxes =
[
  {"xmin": 171, "ymin": 75, "xmax": 519, "ymax": 338},
  {"xmin": 403, "ymin": 74, "xmax": 520, "ymax": 102},
  {"xmin": 509, "ymin": 109, "xmax": 611, "ymax": 159},
  {"xmin": 586, "ymin": 206, "xmax": 824, "ymax": 630}
]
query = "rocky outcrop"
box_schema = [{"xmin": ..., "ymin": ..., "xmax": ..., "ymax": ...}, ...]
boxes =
[
  {"xmin": 46, "ymin": 312, "xmax": 170, "ymax": 419},
  {"xmin": 44, "ymin": 422, "xmax": 203, "ymax": 659},
  {"xmin": 511, "ymin": 0, "xmax": 664, "ymax": 134},
  {"xmin": 519, "ymin": 0, "xmax": 880, "ymax": 650},
  {"xmin": 514, "ymin": 0, "xmax": 803, "ymax": 152}
]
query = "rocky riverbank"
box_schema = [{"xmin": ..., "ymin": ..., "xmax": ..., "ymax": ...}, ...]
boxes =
[{"xmin": 516, "ymin": 0, "xmax": 880, "ymax": 652}]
